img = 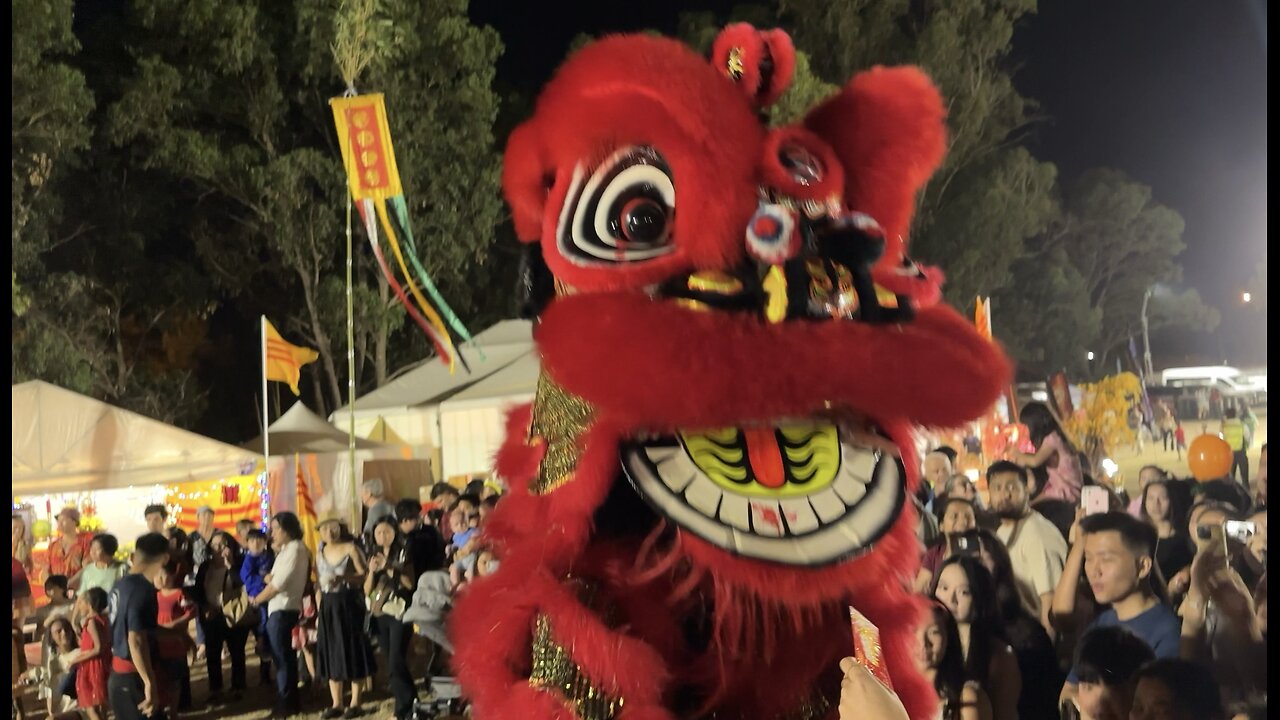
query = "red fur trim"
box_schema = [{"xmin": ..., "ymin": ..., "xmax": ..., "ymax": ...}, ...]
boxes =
[
  {"xmin": 872, "ymin": 263, "xmax": 945, "ymax": 308},
  {"xmin": 503, "ymin": 121, "xmax": 550, "ymax": 242},
  {"xmin": 492, "ymin": 403, "xmax": 541, "ymax": 485},
  {"xmin": 759, "ymin": 126, "xmax": 846, "ymax": 201},
  {"xmin": 453, "ymin": 551, "xmax": 678, "ymax": 718},
  {"xmin": 449, "ymin": 563, "xmax": 540, "ymax": 715},
  {"xmin": 711, "ymin": 24, "xmax": 765, "ymax": 101},
  {"xmin": 759, "ymin": 30, "xmax": 796, "ymax": 106},
  {"xmin": 804, "ymin": 66, "xmax": 947, "ymax": 273},
  {"xmin": 711, "ymin": 25, "xmax": 796, "ymax": 108},
  {"xmin": 511, "ymin": 35, "xmax": 762, "ymax": 292},
  {"xmin": 485, "ymin": 420, "xmax": 637, "ymax": 574},
  {"xmin": 536, "ymin": 294, "xmax": 1012, "ymax": 431}
]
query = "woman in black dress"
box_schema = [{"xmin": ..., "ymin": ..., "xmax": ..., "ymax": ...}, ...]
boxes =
[{"xmin": 315, "ymin": 520, "xmax": 375, "ymax": 719}]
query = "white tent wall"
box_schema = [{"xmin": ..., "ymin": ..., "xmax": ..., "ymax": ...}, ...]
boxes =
[
  {"xmin": 12, "ymin": 380, "xmax": 259, "ymax": 495},
  {"xmin": 438, "ymin": 406, "xmax": 510, "ymax": 482},
  {"xmin": 435, "ymin": 350, "xmax": 541, "ymax": 480}
]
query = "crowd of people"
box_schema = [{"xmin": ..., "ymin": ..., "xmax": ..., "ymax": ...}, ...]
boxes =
[
  {"xmin": 905, "ymin": 401, "xmax": 1267, "ymax": 720},
  {"xmin": 11, "ymin": 399, "xmax": 1269, "ymax": 720},
  {"xmin": 12, "ymin": 477, "xmax": 502, "ymax": 720}
]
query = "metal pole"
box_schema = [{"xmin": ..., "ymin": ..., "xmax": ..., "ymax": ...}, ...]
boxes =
[
  {"xmin": 261, "ymin": 315, "xmax": 271, "ymax": 526},
  {"xmin": 346, "ymin": 196, "xmax": 358, "ymax": 529},
  {"xmin": 1140, "ymin": 288, "xmax": 1154, "ymax": 379}
]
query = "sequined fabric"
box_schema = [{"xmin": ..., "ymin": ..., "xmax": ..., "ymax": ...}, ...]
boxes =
[
  {"xmin": 529, "ymin": 615, "xmax": 625, "ymax": 719},
  {"xmin": 528, "ymin": 373, "xmax": 595, "ymax": 494},
  {"xmin": 780, "ymin": 690, "xmax": 832, "ymax": 720}
]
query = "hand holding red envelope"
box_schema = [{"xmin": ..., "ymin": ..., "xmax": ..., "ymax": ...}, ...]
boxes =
[{"xmin": 849, "ymin": 605, "xmax": 894, "ymax": 690}]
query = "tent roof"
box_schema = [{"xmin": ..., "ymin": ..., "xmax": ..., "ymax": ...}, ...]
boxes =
[
  {"xmin": 366, "ymin": 417, "xmax": 408, "ymax": 445},
  {"xmin": 243, "ymin": 401, "xmax": 388, "ymax": 454},
  {"xmin": 12, "ymin": 381, "xmax": 258, "ymax": 495},
  {"xmin": 438, "ymin": 351, "xmax": 540, "ymax": 410},
  {"xmin": 331, "ymin": 319, "xmax": 534, "ymax": 415}
]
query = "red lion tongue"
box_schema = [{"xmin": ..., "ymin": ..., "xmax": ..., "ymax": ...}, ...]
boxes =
[{"xmin": 743, "ymin": 426, "xmax": 787, "ymax": 489}]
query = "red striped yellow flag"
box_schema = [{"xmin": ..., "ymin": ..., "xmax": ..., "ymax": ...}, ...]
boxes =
[
  {"xmin": 296, "ymin": 454, "xmax": 320, "ymax": 557},
  {"xmin": 264, "ymin": 319, "xmax": 319, "ymax": 396}
]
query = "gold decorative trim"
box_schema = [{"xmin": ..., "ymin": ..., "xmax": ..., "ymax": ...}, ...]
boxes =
[
  {"xmin": 687, "ymin": 270, "xmax": 744, "ymax": 295},
  {"xmin": 530, "ymin": 615, "xmax": 625, "ymax": 719},
  {"xmin": 528, "ymin": 374, "xmax": 595, "ymax": 494},
  {"xmin": 781, "ymin": 690, "xmax": 832, "ymax": 720},
  {"xmin": 726, "ymin": 46, "xmax": 746, "ymax": 80}
]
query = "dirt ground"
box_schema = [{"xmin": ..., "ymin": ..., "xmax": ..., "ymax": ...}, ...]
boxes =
[
  {"xmin": 16, "ymin": 636, "xmax": 464, "ymax": 720},
  {"xmin": 1111, "ymin": 411, "xmax": 1267, "ymax": 496}
]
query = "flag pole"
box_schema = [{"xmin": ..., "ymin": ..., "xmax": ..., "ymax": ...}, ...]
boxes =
[
  {"xmin": 261, "ymin": 315, "xmax": 271, "ymax": 527},
  {"xmin": 346, "ymin": 196, "xmax": 358, "ymax": 529}
]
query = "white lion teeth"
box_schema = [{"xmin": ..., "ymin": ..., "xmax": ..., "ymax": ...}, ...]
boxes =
[
  {"xmin": 644, "ymin": 446, "xmax": 679, "ymax": 463},
  {"xmin": 846, "ymin": 449, "xmax": 877, "ymax": 484},
  {"xmin": 621, "ymin": 437, "xmax": 905, "ymax": 567},
  {"xmin": 778, "ymin": 496, "xmax": 820, "ymax": 534},
  {"xmin": 749, "ymin": 500, "xmax": 786, "ymax": 537},
  {"xmin": 647, "ymin": 446, "xmax": 697, "ymax": 493},
  {"xmin": 684, "ymin": 474, "xmax": 722, "ymax": 517},
  {"xmin": 717, "ymin": 491, "xmax": 752, "ymax": 531},
  {"xmin": 831, "ymin": 469, "xmax": 867, "ymax": 506},
  {"xmin": 807, "ymin": 488, "xmax": 847, "ymax": 524}
]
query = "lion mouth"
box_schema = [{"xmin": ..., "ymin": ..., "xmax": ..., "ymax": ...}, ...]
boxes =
[{"xmin": 620, "ymin": 418, "xmax": 905, "ymax": 567}]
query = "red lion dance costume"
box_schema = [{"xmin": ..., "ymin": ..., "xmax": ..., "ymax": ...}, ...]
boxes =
[{"xmin": 451, "ymin": 23, "xmax": 1011, "ymax": 720}]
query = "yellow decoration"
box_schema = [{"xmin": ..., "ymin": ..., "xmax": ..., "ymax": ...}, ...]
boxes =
[
  {"xmin": 528, "ymin": 375, "xmax": 595, "ymax": 495},
  {"xmin": 687, "ymin": 270, "xmax": 743, "ymax": 294},
  {"xmin": 679, "ymin": 423, "xmax": 841, "ymax": 498},
  {"xmin": 1063, "ymin": 372, "xmax": 1143, "ymax": 471},
  {"xmin": 330, "ymin": 94, "xmax": 404, "ymax": 201},
  {"xmin": 763, "ymin": 265, "xmax": 788, "ymax": 323}
]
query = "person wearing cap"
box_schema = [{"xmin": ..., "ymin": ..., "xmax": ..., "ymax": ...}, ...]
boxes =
[{"xmin": 48, "ymin": 508, "xmax": 93, "ymax": 580}]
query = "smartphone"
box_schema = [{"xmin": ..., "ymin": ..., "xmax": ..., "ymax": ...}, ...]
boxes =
[
  {"xmin": 1081, "ymin": 485, "xmax": 1109, "ymax": 516},
  {"xmin": 948, "ymin": 530, "xmax": 982, "ymax": 557},
  {"xmin": 1194, "ymin": 522, "xmax": 1227, "ymax": 554},
  {"xmin": 1225, "ymin": 520, "xmax": 1257, "ymax": 543}
]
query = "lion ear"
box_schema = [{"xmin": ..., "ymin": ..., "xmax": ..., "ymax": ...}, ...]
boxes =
[
  {"xmin": 710, "ymin": 24, "xmax": 796, "ymax": 108},
  {"xmin": 803, "ymin": 66, "xmax": 947, "ymax": 254},
  {"xmin": 502, "ymin": 120, "xmax": 550, "ymax": 243}
]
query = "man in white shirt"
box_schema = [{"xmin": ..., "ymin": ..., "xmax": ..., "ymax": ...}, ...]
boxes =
[
  {"xmin": 250, "ymin": 512, "xmax": 310, "ymax": 718},
  {"xmin": 987, "ymin": 460, "xmax": 1068, "ymax": 635}
]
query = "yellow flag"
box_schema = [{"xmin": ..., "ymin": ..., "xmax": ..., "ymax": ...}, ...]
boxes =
[
  {"xmin": 295, "ymin": 454, "xmax": 320, "ymax": 558},
  {"xmin": 264, "ymin": 319, "xmax": 319, "ymax": 396}
]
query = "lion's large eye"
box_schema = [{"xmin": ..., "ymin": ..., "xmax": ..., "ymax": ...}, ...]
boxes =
[{"xmin": 558, "ymin": 147, "xmax": 676, "ymax": 265}]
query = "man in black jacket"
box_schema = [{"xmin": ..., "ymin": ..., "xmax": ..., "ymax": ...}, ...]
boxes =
[{"xmin": 396, "ymin": 499, "xmax": 445, "ymax": 578}]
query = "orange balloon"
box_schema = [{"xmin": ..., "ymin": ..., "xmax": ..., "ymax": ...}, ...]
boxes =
[{"xmin": 1187, "ymin": 434, "xmax": 1233, "ymax": 481}]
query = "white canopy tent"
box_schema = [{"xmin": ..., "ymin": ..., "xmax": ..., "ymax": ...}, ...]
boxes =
[
  {"xmin": 242, "ymin": 401, "xmax": 389, "ymax": 454},
  {"xmin": 329, "ymin": 319, "xmax": 540, "ymax": 480},
  {"xmin": 12, "ymin": 380, "xmax": 258, "ymax": 496},
  {"xmin": 244, "ymin": 401, "xmax": 428, "ymax": 526}
]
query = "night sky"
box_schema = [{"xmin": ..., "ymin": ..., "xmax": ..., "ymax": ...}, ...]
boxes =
[
  {"xmin": 472, "ymin": 0, "xmax": 1268, "ymax": 366},
  {"xmin": 1014, "ymin": 0, "xmax": 1267, "ymax": 366}
]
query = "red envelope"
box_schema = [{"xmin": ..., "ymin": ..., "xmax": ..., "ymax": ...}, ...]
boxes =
[{"xmin": 849, "ymin": 605, "xmax": 893, "ymax": 690}]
